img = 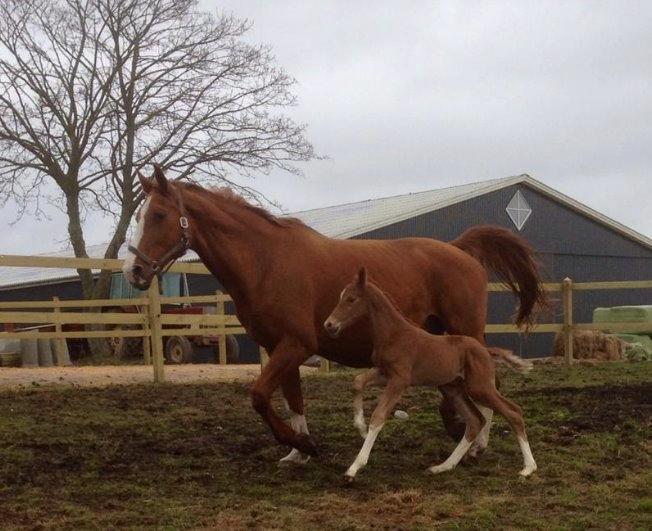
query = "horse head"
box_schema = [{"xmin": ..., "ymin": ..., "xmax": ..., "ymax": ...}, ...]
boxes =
[
  {"xmin": 123, "ymin": 165, "xmax": 191, "ymax": 290},
  {"xmin": 324, "ymin": 267, "xmax": 369, "ymax": 338}
]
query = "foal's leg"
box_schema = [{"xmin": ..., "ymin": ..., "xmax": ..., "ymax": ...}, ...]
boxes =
[
  {"xmin": 278, "ymin": 367, "xmax": 312, "ymax": 465},
  {"xmin": 465, "ymin": 366, "xmax": 537, "ymax": 476},
  {"xmin": 468, "ymin": 405, "xmax": 493, "ymax": 457},
  {"xmin": 345, "ymin": 376, "xmax": 408, "ymax": 481},
  {"xmin": 429, "ymin": 381, "xmax": 485, "ymax": 475},
  {"xmin": 352, "ymin": 368, "xmax": 386, "ymax": 438}
]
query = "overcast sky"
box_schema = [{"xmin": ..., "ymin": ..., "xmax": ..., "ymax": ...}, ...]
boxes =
[{"xmin": 2, "ymin": 0, "xmax": 651, "ymax": 255}]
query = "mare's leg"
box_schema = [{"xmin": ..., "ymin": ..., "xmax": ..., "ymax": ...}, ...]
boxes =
[
  {"xmin": 250, "ymin": 337, "xmax": 315, "ymax": 455},
  {"xmin": 278, "ymin": 366, "xmax": 312, "ymax": 465},
  {"xmin": 464, "ymin": 356, "xmax": 537, "ymax": 476},
  {"xmin": 425, "ymin": 315, "xmax": 469, "ymax": 443},
  {"xmin": 352, "ymin": 368, "xmax": 386, "ymax": 438},
  {"xmin": 345, "ymin": 375, "xmax": 408, "ymax": 481},
  {"xmin": 429, "ymin": 380, "xmax": 485, "ymax": 475}
]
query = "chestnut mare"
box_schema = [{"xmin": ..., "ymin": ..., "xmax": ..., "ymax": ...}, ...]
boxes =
[
  {"xmin": 325, "ymin": 268, "xmax": 537, "ymax": 481},
  {"xmin": 123, "ymin": 165, "xmax": 547, "ymax": 464}
]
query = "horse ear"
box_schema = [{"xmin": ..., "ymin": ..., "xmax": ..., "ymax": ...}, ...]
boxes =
[
  {"xmin": 152, "ymin": 164, "xmax": 168, "ymax": 194},
  {"xmin": 357, "ymin": 267, "xmax": 367, "ymax": 287},
  {"xmin": 138, "ymin": 171, "xmax": 154, "ymax": 194}
]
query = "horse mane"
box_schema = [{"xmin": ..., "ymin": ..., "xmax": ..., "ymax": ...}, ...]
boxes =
[
  {"xmin": 180, "ymin": 182, "xmax": 308, "ymax": 230},
  {"xmin": 366, "ymin": 277, "xmax": 421, "ymax": 328}
]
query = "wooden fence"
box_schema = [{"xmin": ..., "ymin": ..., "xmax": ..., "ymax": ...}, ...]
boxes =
[{"xmin": 0, "ymin": 254, "xmax": 650, "ymax": 381}]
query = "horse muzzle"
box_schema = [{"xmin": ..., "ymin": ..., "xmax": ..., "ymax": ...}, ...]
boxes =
[
  {"xmin": 123, "ymin": 263, "xmax": 153, "ymax": 291},
  {"xmin": 323, "ymin": 318, "xmax": 342, "ymax": 338}
]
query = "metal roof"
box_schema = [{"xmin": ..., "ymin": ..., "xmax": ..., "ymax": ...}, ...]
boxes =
[
  {"xmin": 296, "ymin": 174, "xmax": 652, "ymax": 249},
  {"xmin": 294, "ymin": 175, "xmax": 515, "ymax": 238},
  {"xmin": 1, "ymin": 174, "xmax": 650, "ymax": 290}
]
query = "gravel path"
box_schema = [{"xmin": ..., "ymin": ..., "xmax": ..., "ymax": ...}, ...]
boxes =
[{"xmin": 0, "ymin": 364, "xmax": 316, "ymax": 390}]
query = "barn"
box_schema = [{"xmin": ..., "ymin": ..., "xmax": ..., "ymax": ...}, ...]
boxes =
[{"xmin": 2, "ymin": 173, "xmax": 651, "ymax": 358}]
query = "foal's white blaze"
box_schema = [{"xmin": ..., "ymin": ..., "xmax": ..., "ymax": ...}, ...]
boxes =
[
  {"xmin": 122, "ymin": 196, "xmax": 151, "ymax": 283},
  {"xmin": 345, "ymin": 423, "xmax": 383, "ymax": 479},
  {"xmin": 517, "ymin": 436, "xmax": 537, "ymax": 476}
]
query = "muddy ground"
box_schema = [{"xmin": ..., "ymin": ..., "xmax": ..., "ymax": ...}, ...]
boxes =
[{"xmin": 0, "ymin": 362, "xmax": 650, "ymax": 530}]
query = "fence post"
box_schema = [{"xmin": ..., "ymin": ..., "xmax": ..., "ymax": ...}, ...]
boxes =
[
  {"xmin": 562, "ymin": 277, "xmax": 574, "ymax": 366},
  {"xmin": 148, "ymin": 277, "xmax": 165, "ymax": 382},
  {"xmin": 216, "ymin": 291, "xmax": 227, "ymax": 365},
  {"xmin": 142, "ymin": 302, "xmax": 152, "ymax": 365},
  {"xmin": 259, "ymin": 346, "xmax": 269, "ymax": 371},
  {"xmin": 52, "ymin": 296, "xmax": 65, "ymax": 367}
]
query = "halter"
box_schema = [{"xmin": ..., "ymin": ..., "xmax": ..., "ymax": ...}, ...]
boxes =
[{"xmin": 127, "ymin": 188, "xmax": 191, "ymax": 291}]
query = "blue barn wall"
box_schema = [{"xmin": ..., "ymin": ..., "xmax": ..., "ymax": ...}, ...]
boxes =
[{"xmin": 352, "ymin": 184, "xmax": 652, "ymax": 357}]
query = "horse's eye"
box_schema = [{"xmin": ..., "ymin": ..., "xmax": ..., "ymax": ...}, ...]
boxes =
[
  {"xmin": 346, "ymin": 297, "xmax": 356, "ymax": 304},
  {"xmin": 153, "ymin": 211, "xmax": 166, "ymax": 220}
]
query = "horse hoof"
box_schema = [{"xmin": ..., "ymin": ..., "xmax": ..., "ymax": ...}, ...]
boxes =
[
  {"xmin": 294, "ymin": 433, "xmax": 319, "ymax": 456},
  {"xmin": 428, "ymin": 464, "xmax": 451, "ymax": 475},
  {"xmin": 278, "ymin": 449, "xmax": 311, "ymax": 466},
  {"xmin": 519, "ymin": 466, "xmax": 537, "ymax": 477},
  {"xmin": 344, "ymin": 473, "xmax": 356, "ymax": 483}
]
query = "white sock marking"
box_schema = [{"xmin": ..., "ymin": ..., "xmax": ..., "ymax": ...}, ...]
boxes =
[
  {"xmin": 345, "ymin": 423, "xmax": 383, "ymax": 479},
  {"xmin": 517, "ymin": 436, "xmax": 537, "ymax": 476},
  {"xmin": 429, "ymin": 436, "xmax": 474, "ymax": 474},
  {"xmin": 279, "ymin": 401, "xmax": 312, "ymax": 465},
  {"xmin": 469, "ymin": 405, "xmax": 493, "ymax": 456}
]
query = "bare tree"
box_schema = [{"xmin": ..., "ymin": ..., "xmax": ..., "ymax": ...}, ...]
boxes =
[{"xmin": 0, "ymin": 0, "xmax": 315, "ymax": 299}]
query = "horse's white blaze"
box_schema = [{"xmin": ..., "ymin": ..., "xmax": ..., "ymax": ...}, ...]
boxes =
[
  {"xmin": 122, "ymin": 196, "xmax": 151, "ymax": 282},
  {"xmin": 345, "ymin": 423, "xmax": 383, "ymax": 478},
  {"xmin": 517, "ymin": 436, "xmax": 537, "ymax": 476}
]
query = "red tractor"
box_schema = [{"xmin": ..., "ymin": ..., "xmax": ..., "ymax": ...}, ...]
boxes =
[{"xmin": 107, "ymin": 272, "xmax": 239, "ymax": 364}]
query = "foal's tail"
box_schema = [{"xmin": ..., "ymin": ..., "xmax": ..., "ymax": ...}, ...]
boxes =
[
  {"xmin": 487, "ymin": 347, "xmax": 533, "ymax": 374},
  {"xmin": 452, "ymin": 225, "xmax": 549, "ymax": 329}
]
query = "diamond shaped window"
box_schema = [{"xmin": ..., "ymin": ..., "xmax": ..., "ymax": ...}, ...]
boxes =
[{"xmin": 506, "ymin": 190, "xmax": 532, "ymax": 231}]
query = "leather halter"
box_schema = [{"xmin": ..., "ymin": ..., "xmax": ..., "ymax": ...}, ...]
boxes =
[{"xmin": 127, "ymin": 188, "xmax": 191, "ymax": 290}]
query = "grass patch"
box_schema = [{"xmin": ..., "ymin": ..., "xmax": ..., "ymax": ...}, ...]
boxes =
[{"xmin": 0, "ymin": 363, "xmax": 650, "ymax": 529}]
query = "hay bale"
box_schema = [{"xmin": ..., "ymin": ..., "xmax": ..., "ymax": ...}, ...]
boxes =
[{"xmin": 552, "ymin": 330, "xmax": 623, "ymax": 361}]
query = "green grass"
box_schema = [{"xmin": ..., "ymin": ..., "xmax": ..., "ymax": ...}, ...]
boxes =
[{"xmin": 0, "ymin": 363, "xmax": 650, "ymax": 530}]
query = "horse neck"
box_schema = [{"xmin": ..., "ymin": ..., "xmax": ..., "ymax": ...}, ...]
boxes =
[
  {"xmin": 182, "ymin": 187, "xmax": 281, "ymax": 303},
  {"xmin": 364, "ymin": 284, "xmax": 409, "ymax": 345}
]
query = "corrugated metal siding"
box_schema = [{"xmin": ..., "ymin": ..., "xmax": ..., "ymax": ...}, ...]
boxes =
[{"xmin": 355, "ymin": 185, "xmax": 652, "ymax": 357}]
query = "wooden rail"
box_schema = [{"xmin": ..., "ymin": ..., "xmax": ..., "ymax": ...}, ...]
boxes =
[{"xmin": 1, "ymin": 254, "xmax": 651, "ymax": 376}]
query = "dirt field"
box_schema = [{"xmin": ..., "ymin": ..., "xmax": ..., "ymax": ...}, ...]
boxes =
[
  {"xmin": 0, "ymin": 364, "xmax": 316, "ymax": 390},
  {"xmin": 0, "ymin": 362, "xmax": 650, "ymax": 530}
]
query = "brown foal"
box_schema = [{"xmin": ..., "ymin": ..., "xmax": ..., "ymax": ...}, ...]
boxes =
[{"xmin": 324, "ymin": 268, "xmax": 537, "ymax": 481}]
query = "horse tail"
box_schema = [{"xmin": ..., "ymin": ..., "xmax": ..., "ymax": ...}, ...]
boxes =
[
  {"xmin": 451, "ymin": 225, "xmax": 549, "ymax": 328},
  {"xmin": 487, "ymin": 347, "xmax": 533, "ymax": 374}
]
